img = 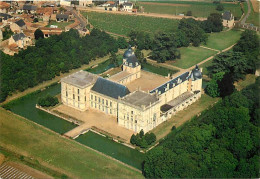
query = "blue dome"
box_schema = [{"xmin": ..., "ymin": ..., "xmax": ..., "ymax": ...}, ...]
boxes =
[
  {"xmin": 123, "ymin": 46, "xmax": 133, "ymax": 58},
  {"xmin": 192, "ymin": 65, "xmax": 202, "ymax": 80}
]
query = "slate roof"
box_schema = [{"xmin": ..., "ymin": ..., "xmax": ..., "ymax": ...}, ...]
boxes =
[
  {"xmin": 15, "ymin": 19, "xmax": 26, "ymax": 27},
  {"xmin": 23, "ymin": 4, "xmax": 37, "ymax": 11},
  {"xmin": 124, "ymin": 55, "xmax": 140, "ymax": 68},
  {"xmin": 0, "ymin": 13, "xmax": 12, "ymax": 20},
  {"xmin": 150, "ymin": 65, "xmax": 202, "ymax": 95},
  {"xmin": 150, "ymin": 71, "xmax": 190, "ymax": 95},
  {"xmin": 56, "ymin": 14, "xmax": 69, "ymax": 19},
  {"xmin": 12, "ymin": 33, "xmax": 26, "ymax": 41},
  {"xmin": 222, "ymin": 11, "xmax": 232, "ymax": 20},
  {"xmin": 121, "ymin": 91, "xmax": 159, "ymax": 108},
  {"xmin": 91, "ymin": 77, "xmax": 130, "ymax": 99}
]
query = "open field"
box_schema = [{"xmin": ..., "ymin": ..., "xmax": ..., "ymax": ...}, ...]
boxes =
[
  {"xmin": 138, "ymin": 1, "xmax": 243, "ymax": 18},
  {"xmin": 0, "ymin": 107, "xmax": 143, "ymax": 178},
  {"xmin": 235, "ymin": 74, "xmax": 257, "ymax": 91},
  {"xmin": 246, "ymin": 0, "xmax": 259, "ymax": 27},
  {"xmin": 205, "ymin": 30, "xmax": 242, "ymax": 50},
  {"xmin": 47, "ymin": 20, "xmax": 74, "ymax": 30},
  {"xmin": 169, "ymin": 46, "xmax": 217, "ymax": 69},
  {"xmin": 150, "ymin": 94, "xmax": 219, "ymax": 141},
  {"xmin": 82, "ymin": 11, "xmax": 179, "ymax": 36}
]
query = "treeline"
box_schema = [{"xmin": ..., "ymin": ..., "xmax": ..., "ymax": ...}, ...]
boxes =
[
  {"xmin": 128, "ymin": 13, "xmax": 223, "ymax": 62},
  {"xmin": 143, "ymin": 77, "xmax": 260, "ymax": 178},
  {"xmin": 0, "ymin": 29, "xmax": 118, "ymax": 102},
  {"xmin": 206, "ymin": 30, "xmax": 259, "ymax": 97}
]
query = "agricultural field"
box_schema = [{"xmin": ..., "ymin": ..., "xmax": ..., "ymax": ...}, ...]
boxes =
[
  {"xmin": 204, "ymin": 29, "xmax": 242, "ymax": 51},
  {"xmin": 169, "ymin": 46, "xmax": 217, "ymax": 69},
  {"xmin": 0, "ymin": 108, "xmax": 143, "ymax": 178},
  {"xmin": 245, "ymin": 0, "xmax": 259, "ymax": 27},
  {"xmin": 137, "ymin": 1, "xmax": 243, "ymax": 18},
  {"xmin": 82, "ymin": 11, "xmax": 179, "ymax": 36},
  {"xmin": 46, "ymin": 20, "xmax": 74, "ymax": 30}
]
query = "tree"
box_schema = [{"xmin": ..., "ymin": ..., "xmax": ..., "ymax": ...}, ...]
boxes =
[
  {"xmin": 139, "ymin": 129, "xmax": 144, "ymax": 138},
  {"xmin": 109, "ymin": 52, "xmax": 118, "ymax": 67},
  {"xmin": 186, "ymin": 10, "xmax": 192, "ymax": 16},
  {"xmin": 117, "ymin": 37, "xmax": 128, "ymax": 49},
  {"xmin": 130, "ymin": 134, "xmax": 137, "ymax": 145},
  {"xmin": 217, "ymin": 72, "xmax": 235, "ymax": 97},
  {"xmin": 202, "ymin": 13, "xmax": 223, "ymax": 32},
  {"xmin": 216, "ymin": 4, "xmax": 224, "ymax": 11},
  {"xmin": 205, "ymin": 72, "xmax": 225, "ymax": 97},
  {"xmin": 38, "ymin": 94, "xmax": 59, "ymax": 107},
  {"xmin": 34, "ymin": 29, "xmax": 44, "ymax": 40},
  {"xmin": 145, "ymin": 133, "xmax": 156, "ymax": 145},
  {"xmin": 33, "ymin": 18, "xmax": 38, "ymax": 23}
]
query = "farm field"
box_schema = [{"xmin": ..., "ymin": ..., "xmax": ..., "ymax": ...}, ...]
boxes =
[
  {"xmin": 169, "ymin": 46, "xmax": 217, "ymax": 69},
  {"xmin": 47, "ymin": 21, "xmax": 74, "ymax": 30},
  {"xmin": 138, "ymin": 1, "xmax": 243, "ymax": 18},
  {"xmin": 204, "ymin": 30, "xmax": 242, "ymax": 51},
  {"xmin": 0, "ymin": 108, "xmax": 143, "ymax": 178},
  {"xmin": 76, "ymin": 131, "xmax": 145, "ymax": 170},
  {"xmin": 82, "ymin": 11, "xmax": 179, "ymax": 36}
]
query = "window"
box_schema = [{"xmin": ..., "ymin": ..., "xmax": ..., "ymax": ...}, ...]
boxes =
[
  {"xmin": 91, "ymin": 102, "xmax": 93, "ymax": 107},
  {"xmin": 106, "ymin": 100, "xmax": 108, "ymax": 106},
  {"xmin": 102, "ymin": 99, "xmax": 104, "ymax": 104},
  {"xmin": 66, "ymin": 91, "xmax": 68, "ymax": 97},
  {"xmin": 98, "ymin": 97, "xmax": 100, "ymax": 103},
  {"xmin": 135, "ymin": 120, "xmax": 137, "ymax": 124},
  {"xmin": 131, "ymin": 111, "xmax": 134, "ymax": 115},
  {"xmin": 91, "ymin": 95, "xmax": 93, "ymax": 100},
  {"xmin": 110, "ymin": 101, "xmax": 112, "ymax": 107},
  {"xmin": 78, "ymin": 96, "xmax": 80, "ymax": 101},
  {"xmin": 127, "ymin": 114, "xmax": 129, "ymax": 120},
  {"xmin": 85, "ymin": 96, "xmax": 86, "ymax": 101},
  {"xmin": 110, "ymin": 109, "xmax": 112, "ymax": 114},
  {"xmin": 78, "ymin": 89, "xmax": 79, "ymax": 94},
  {"xmin": 102, "ymin": 106, "xmax": 104, "ymax": 111},
  {"xmin": 73, "ymin": 94, "xmax": 75, "ymax": 99}
]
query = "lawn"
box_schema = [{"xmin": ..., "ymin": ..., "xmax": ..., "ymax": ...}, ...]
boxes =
[
  {"xmin": 142, "ymin": 63, "xmax": 179, "ymax": 76},
  {"xmin": 138, "ymin": 1, "xmax": 243, "ymax": 18},
  {"xmin": 204, "ymin": 30, "xmax": 242, "ymax": 51},
  {"xmin": 235, "ymin": 74, "xmax": 256, "ymax": 91},
  {"xmin": 245, "ymin": 0, "xmax": 259, "ymax": 27},
  {"xmin": 0, "ymin": 107, "xmax": 143, "ymax": 178},
  {"xmin": 150, "ymin": 94, "xmax": 219, "ymax": 141},
  {"xmin": 46, "ymin": 20, "xmax": 74, "ymax": 30},
  {"xmin": 82, "ymin": 11, "xmax": 179, "ymax": 36},
  {"xmin": 170, "ymin": 46, "xmax": 217, "ymax": 69}
]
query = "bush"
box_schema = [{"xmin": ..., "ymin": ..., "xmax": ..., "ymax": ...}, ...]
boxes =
[
  {"xmin": 38, "ymin": 94, "xmax": 59, "ymax": 107},
  {"xmin": 130, "ymin": 130, "xmax": 156, "ymax": 148},
  {"xmin": 216, "ymin": 4, "xmax": 224, "ymax": 11}
]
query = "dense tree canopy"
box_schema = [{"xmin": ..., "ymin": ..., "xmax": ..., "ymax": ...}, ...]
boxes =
[
  {"xmin": 0, "ymin": 29, "xmax": 118, "ymax": 102},
  {"xmin": 38, "ymin": 94, "xmax": 59, "ymax": 107},
  {"xmin": 143, "ymin": 77, "xmax": 260, "ymax": 178},
  {"xmin": 201, "ymin": 13, "xmax": 223, "ymax": 33},
  {"xmin": 34, "ymin": 28, "xmax": 44, "ymax": 40}
]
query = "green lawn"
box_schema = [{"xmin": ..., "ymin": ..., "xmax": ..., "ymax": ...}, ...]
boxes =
[
  {"xmin": 82, "ymin": 11, "xmax": 179, "ymax": 36},
  {"xmin": 142, "ymin": 63, "xmax": 179, "ymax": 76},
  {"xmin": 170, "ymin": 46, "xmax": 217, "ymax": 69},
  {"xmin": 0, "ymin": 107, "xmax": 143, "ymax": 178},
  {"xmin": 138, "ymin": 1, "xmax": 243, "ymax": 18},
  {"xmin": 205, "ymin": 30, "xmax": 242, "ymax": 51},
  {"xmin": 245, "ymin": 0, "xmax": 259, "ymax": 27},
  {"xmin": 47, "ymin": 20, "xmax": 74, "ymax": 30}
]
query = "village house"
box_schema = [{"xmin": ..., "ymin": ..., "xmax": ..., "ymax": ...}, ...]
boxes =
[
  {"xmin": 122, "ymin": 2, "xmax": 133, "ymax": 12},
  {"xmin": 79, "ymin": 0, "xmax": 93, "ymax": 7},
  {"xmin": 39, "ymin": 27, "xmax": 62, "ymax": 38},
  {"xmin": 22, "ymin": 4, "xmax": 37, "ymax": 14},
  {"xmin": 222, "ymin": 11, "xmax": 234, "ymax": 28},
  {"xmin": 56, "ymin": 13, "xmax": 69, "ymax": 22},
  {"xmin": 10, "ymin": 19, "xmax": 26, "ymax": 33},
  {"xmin": 61, "ymin": 47, "xmax": 203, "ymax": 133},
  {"xmin": 0, "ymin": 13, "xmax": 13, "ymax": 24},
  {"xmin": 8, "ymin": 32, "xmax": 31, "ymax": 48},
  {"xmin": 0, "ymin": 2, "xmax": 10, "ymax": 13}
]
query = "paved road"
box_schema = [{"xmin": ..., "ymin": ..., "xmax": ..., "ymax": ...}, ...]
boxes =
[
  {"xmin": 241, "ymin": 0, "xmax": 251, "ymax": 24},
  {"xmin": 66, "ymin": 7, "xmax": 87, "ymax": 29}
]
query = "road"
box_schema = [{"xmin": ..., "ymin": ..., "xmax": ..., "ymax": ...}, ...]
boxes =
[
  {"xmin": 240, "ymin": 0, "xmax": 251, "ymax": 24},
  {"xmin": 66, "ymin": 7, "xmax": 87, "ymax": 29}
]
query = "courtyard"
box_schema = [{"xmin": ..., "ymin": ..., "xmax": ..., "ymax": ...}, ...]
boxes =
[{"xmin": 53, "ymin": 105, "xmax": 134, "ymax": 142}]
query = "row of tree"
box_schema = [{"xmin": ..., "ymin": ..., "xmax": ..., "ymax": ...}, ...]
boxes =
[
  {"xmin": 0, "ymin": 28, "xmax": 118, "ymax": 102},
  {"xmin": 128, "ymin": 13, "xmax": 223, "ymax": 63},
  {"xmin": 143, "ymin": 77, "xmax": 260, "ymax": 178},
  {"xmin": 206, "ymin": 30, "xmax": 259, "ymax": 98},
  {"xmin": 130, "ymin": 130, "xmax": 156, "ymax": 148}
]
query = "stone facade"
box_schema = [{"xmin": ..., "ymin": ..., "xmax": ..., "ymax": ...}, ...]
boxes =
[{"xmin": 61, "ymin": 48, "xmax": 203, "ymax": 133}]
